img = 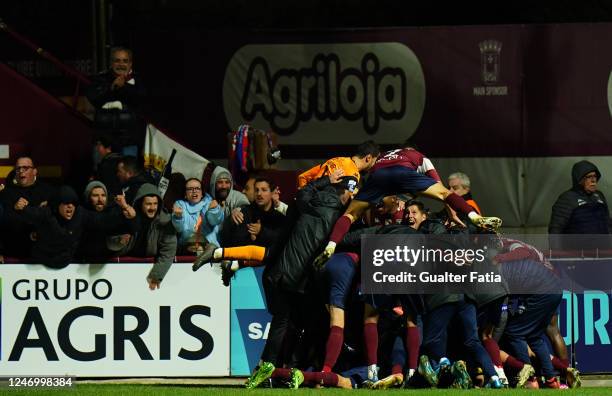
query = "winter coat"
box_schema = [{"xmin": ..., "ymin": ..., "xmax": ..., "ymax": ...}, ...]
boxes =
[
  {"xmin": 221, "ymin": 202, "xmax": 286, "ymax": 248},
  {"xmin": 77, "ymin": 181, "xmax": 132, "ymax": 263},
  {"xmin": 0, "ymin": 179, "xmax": 56, "ymax": 257},
  {"xmin": 85, "ymin": 70, "xmax": 146, "ymax": 147},
  {"xmin": 108, "ymin": 183, "xmax": 177, "ymax": 282},
  {"xmin": 209, "ymin": 166, "xmax": 250, "ymax": 219},
  {"xmin": 264, "ymin": 176, "xmax": 345, "ymax": 298},
  {"xmin": 18, "ymin": 186, "xmax": 131, "ymax": 268},
  {"xmin": 549, "ymin": 161, "xmax": 611, "ymax": 249},
  {"xmin": 549, "ymin": 161, "xmax": 610, "ymax": 235},
  {"xmin": 172, "ymin": 193, "xmax": 224, "ymax": 249},
  {"xmin": 95, "ymin": 152, "xmax": 123, "ymax": 197}
]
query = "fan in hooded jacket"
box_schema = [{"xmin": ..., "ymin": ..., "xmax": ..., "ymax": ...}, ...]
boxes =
[
  {"xmin": 13, "ymin": 185, "xmax": 136, "ymax": 268},
  {"xmin": 107, "ymin": 183, "xmax": 177, "ymax": 290}
]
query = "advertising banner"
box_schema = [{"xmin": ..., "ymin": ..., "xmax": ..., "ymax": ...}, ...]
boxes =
[
  {"xmin": 0, "ymin": 263, "xmax": 229, "ymax": 377},
  {"xmin": 559, "ymin": 290, "xmax": 611, "ymax": 373},
  {"xmin": 229, "ymin": 263, "xmax": 612, "ymax": 375},
  {"xmin": 230, "ymin": 267, "xmax": 270, "ymax": 376}
]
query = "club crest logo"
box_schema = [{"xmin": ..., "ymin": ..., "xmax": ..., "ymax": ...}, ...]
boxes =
[
  {"xmin": 473, "ymin": 39, "xmax": 508, "ymax": 96},
  {"xmin": 479, "ymin": 40, "xmax": 502, "ymax": 85}
]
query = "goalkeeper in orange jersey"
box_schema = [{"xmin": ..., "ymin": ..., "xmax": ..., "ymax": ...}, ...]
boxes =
[{"xmin": 297, "ymin": 140, "xmax": 380, "ymax": 192}]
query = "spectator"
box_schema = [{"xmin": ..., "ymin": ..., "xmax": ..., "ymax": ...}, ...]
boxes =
[
  {"xmin": 448, "ymin": 172, "xmax": 481, "ymax": 214},
  {"xmin": 0, "ymin": 156, "xmax": 56, "ymax": 260},
  {"xmin": 209, "ymin": 166, "xmax": 250, "ymax": 226},
  {"xmin": 108, "ymin": 183, "xmax": 177, "ymax": 290},
  {"xmin": 86, "ymin": 46, "xmax": 146, "ymax": 156},
  {"xmin": 243, "ymin": 174, "xmax": 288, "ymax": 215},
  {"xmin": 242, "ymin": 174, "xmax": 258, "ymax": 203},
  {"xmin": 220, "ymin": 177, "xmax": 286, "ymax": 248},
  {"xmin": 77, "ymin": 181, "xmax": 134, "ymax": 263},
  {"xmin": 12, "ymin": 185, "xmax": 135, "ymax": 268},
  {"xmin": 549, "ymin": 160, "xmax": 610, "ymax": 235},
  {"xmin": 172, "ymin": 178, "xmax": 224, "ymax": 255},
  {"xmin": 93, "ymin": 134, "xmax": 123, "ymax": 197},
  {"xmin": 117, "ymin": 155, "xmax": 156, "ymax": 205}
]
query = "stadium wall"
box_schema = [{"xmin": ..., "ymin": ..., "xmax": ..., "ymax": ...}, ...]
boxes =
[{"xmin": 133, "ymin": 23, "xmax": 612, "ymax": 232}]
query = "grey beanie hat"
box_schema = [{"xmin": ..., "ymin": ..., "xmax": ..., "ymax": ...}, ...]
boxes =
[{"xmin": 84, "ymin": 180, "xmax": 108, "ymax": 201}]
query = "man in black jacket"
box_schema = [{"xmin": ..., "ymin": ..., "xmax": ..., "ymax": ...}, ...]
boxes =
[
  {"xmin": 93, "ymin": 134, "xmax": 123, "ymax": 197},
  {"xmin": 13, "ymin": 185, "xmax": 135, "ymax": 268},
  {"xmin": 221, "ymin": 178, "xmax": 285, "ymax": 248},
  {"xmin": 117, "ymin": 156, "xmax": 156, "ymax": 205},
  {"xmin": 0, "ymin": 156, "xmax": 56, "ymax": 261},
  {"xmin": 86, "ymin": 47, "xmax": 146, "ymax": 156},
  {"xmin": 549, "ymin": 160, "xmax": 611, "ymax": 250},
  {"xmin": 76, "ymin": 181, "xmax": 135, "ymax": 263},
  {"xmin": 207, "ymin": 178, "xmax": 286, "ymax": 285},
  {"xmin": 244, "ymin": 173, "xmax": 356, "ymax": 389}
]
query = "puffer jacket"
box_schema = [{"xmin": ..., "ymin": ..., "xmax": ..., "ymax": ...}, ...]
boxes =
[
  {"xmin": 19, "ymin": 186, "xmax": 131, "ymax": 268},
  {"xmin": 549, "ymin": 161, "xmax": 611, "ymax": 250},
  {"xmin": 264, "ymin": 177, "xmax": 345, "ymax": 297}
]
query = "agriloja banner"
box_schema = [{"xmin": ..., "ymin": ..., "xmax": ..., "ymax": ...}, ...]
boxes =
[
  {"xmin": 217, "ymin": 24, "xmax": 612, "ymax": 157},
  {"xmin": 0, "ymin": 263, "xmax": 229, "ymax": 377}
]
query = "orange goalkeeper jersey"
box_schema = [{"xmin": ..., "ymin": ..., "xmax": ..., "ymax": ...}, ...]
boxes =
[{"xmin": 297, "ymin": 157, "xmax": 360, "ymax": 189}]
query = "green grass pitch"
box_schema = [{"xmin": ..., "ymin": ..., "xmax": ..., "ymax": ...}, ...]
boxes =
[{"xmin": 2, "ymin": 385, "xmax": 611, "ymax": 395}]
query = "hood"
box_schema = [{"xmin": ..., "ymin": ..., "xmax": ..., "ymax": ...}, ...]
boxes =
[
  {"xmin": 83, "ymin": 180, "xmax": 108, "ymax": 202},
  {"xmin": 209, "ymin": 166, "xmax": 234, "ymax": 200},
  {"xmin": 571, "ymin": 160, "xmax": 601, "ymax": 189},
  {"xmin": 51, "ymin": 185, "xmax": 79, "ymax": 210},
  {"xmin": 133, "ymin": 183, "xmax": 163, "ymax": 215}
]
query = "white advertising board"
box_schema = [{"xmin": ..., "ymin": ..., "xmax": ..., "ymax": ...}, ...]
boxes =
[{"xmin": 0, "ymin": 263, "xmax": 229, "ymax": 377}]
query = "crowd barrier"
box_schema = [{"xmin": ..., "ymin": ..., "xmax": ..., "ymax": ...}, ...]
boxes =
[
  {"xmin": 0, "ymin": 262, "xmax": 229, "ymax": 377},
  {"xmin": 1, "ymin": 259, "xmax": 610, "ymax": 376}
]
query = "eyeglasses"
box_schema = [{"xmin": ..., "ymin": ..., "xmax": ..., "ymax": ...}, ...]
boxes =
[
  {"xmin": 186, "ymin": 187, "xmax": 202, "ymax": 192},
  {"xmin": 15, "ymin": 166, "xmax": 34, "ymax": 172}
]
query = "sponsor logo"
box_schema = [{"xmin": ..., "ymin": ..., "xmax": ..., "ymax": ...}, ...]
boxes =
[
  {"xmin": 473, "ymin": 40, "xmax": 508, "ymax": 96},
  {"xmin": 5, "ymin": 278, "xmax": 215, "ymax": 362},
  {"xmin": 223, "ymin": 43, "xmax": 426, "ymax": 144},
  {"xmin": 235, "ymin": 309, "xmax": 271, "ymax": 371}
]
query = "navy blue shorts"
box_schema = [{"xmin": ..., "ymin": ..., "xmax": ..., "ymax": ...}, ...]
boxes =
[
  {"xmin": 325, "ymin": 253, "xmax": 357, "ymax": 310},
  {"xmin": 355, "ymin": 166, "xmax": 438, "ymax": 205},
  {"xmin": 477, "ymin": 297, "xmax": 506, "ymax": 328},
  {"xmin": 341, "ymin": 366, "xmax": 367, "ymax": 388}
]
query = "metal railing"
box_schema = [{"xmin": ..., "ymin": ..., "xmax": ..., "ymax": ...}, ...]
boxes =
[{"xmin": 0, "ymin": 18, "xmax": 91, "ymax": 110}]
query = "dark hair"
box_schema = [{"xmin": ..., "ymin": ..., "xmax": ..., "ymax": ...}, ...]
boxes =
[
  {"xmin": 254, "ymin": 177, "xmax": 276, "ymax": 192},
  {"xmin": 184, "ymin": 177, "xmax": 202, "ymax": 187},
  {"xmin": 354, "ymin": 140, "xmax": 380, "ymax": 158},
  {"xmin": 110, "ymin": 46, "xmax": 133, "ymax": 62},
  {"xmin": 407, "ymin": 199, "xmax": 427, "ymax": 215},
  {"xmin": 119, "ymin": 156, "xmax": 142, "ymax": 174},
  {"xmin": 95, "ymin": 133, "xmax": 116, "ymax": 151},
  {"xmin": 15, "ymin": 156, "xmax": 35, "ymax": 167}
]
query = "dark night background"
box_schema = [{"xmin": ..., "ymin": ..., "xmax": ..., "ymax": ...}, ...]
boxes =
[{"xmin": 3, "ymin": 0, "xmax": 612, "ymax": 158}]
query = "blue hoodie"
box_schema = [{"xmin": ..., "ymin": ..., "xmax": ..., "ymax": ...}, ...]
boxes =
[{"xmin": 172, "ymin": 192, "xmax": 224, "ymax": 248}]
